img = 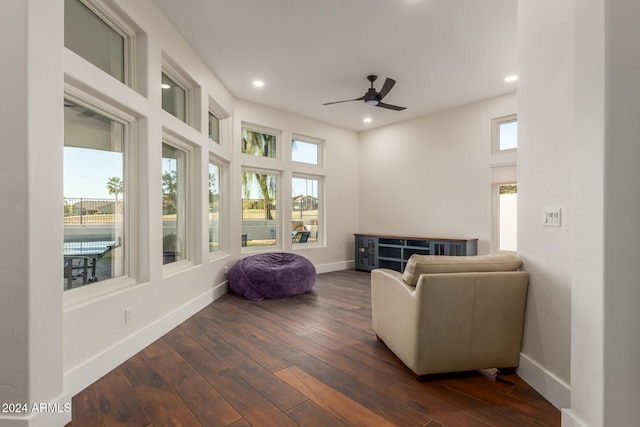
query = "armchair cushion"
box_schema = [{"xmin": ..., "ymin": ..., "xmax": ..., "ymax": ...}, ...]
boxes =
[{"xmin": 402, "ymin": 253, "xmax": 522, "ymax": 286}]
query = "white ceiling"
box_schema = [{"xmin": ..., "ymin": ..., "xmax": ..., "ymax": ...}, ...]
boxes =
[{"xmin": 152, "ymin": 0, "xmax": 517, "ymax": 132}]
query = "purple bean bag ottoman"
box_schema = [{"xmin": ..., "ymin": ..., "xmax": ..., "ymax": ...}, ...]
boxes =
[{"xmin": 228, "ymin": 253, "xmax": 316, "ymax": 301}]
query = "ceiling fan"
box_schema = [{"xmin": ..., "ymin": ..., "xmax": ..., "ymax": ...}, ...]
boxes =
[{"xmin": 323, "ymin": 75, "xmax": 406, "ymax": 111}]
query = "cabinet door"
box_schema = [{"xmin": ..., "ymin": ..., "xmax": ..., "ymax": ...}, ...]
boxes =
[
  {"xmin": 355, "ymin": 237, "xmax": 377, "ymax": 271},
  {"xmin": 432, "ymin": 241, "xmax": 467, "ymax": 256}
]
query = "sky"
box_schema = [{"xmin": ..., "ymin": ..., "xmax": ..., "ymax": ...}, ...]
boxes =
[{"xmin": 64, "ymin": 140, "xmax": 320, "ymax": 201}]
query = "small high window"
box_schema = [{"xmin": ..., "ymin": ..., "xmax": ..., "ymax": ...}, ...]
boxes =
[
  {"xmin": 242, "ymin": 127, "xmax": 277, "ymax": 158},
  {"xmin": 292, "ymin": 137, "xmax": 322, "ymax": 166},
  {"xmin": 162, "ymin": 72, "xmax": 187, "ymax": 122},
  {"xmin": 64, "ymin": 0, "xmax": 128, "ymax": 84},
  {"xmin": 492, "ymin": 114, "xmax": 518, "ymax": 154},
  {"xmin": 209, "ymin": 112, "xmax": 220, "ymax": 144}
]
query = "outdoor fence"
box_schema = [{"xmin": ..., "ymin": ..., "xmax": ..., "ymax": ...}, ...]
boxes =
[
  {"xmin": 64, "ymin": 197, "xmax": 122, "ymax": 224},
  {"xmin": 242, "ymin": 198, "xmax": 318, "ymax": 222}
]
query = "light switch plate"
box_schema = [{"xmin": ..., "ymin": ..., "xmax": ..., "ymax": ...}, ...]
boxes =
[{"xmin": 542, "ymin": 208, "xmax": 561, "ymax": 227}]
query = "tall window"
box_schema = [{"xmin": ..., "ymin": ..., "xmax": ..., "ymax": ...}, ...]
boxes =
[
  {"xmin": 241, "ymin": 170, "xmax": 277, "ymax": 247},
  {"xmin": 242, "ymin": 127, "xmax": 277, "ymax": 158},
  {"xmin": 492, "ymin": 114, "xmax": 518, "ymax": 154},
  {"xmin": 497, "ymin": 184, "xmax": 518, "ymax": 252},
  {"xmin": 64, "ymin": 0, "xmax": 127, "ymax": 84},
  {"xmin": 162, "ymin": 142, "xmax": 189, "ymax": 265},
  {"xmin": 208, "ymin": 162, "xmax": 221, "ymax": 252},
  {"xmin": 292, "ymin": 176, "xmax": 321, "ymax": 244},
  {"xmin": 491, "ymin": 162, "xmax": 518, "ymax": 253},
  {"xmin": 63, "ymin": 99, "xmax": 128, "ymax": 290},
  {"xmin": 161, "ymin": 72, "xmax": 187, "ymax": 122}
]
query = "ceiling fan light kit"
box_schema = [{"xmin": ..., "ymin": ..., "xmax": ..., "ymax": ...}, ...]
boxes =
[{"xmin": 323, "ymin": 75, "xmax": 406, "ymax": 111}]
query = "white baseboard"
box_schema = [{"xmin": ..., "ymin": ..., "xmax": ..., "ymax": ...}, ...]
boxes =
[
  {"xmin": 315, "ymin": 260, "xmax": 355, "ymax": 274},
  {"xmin": 63, "ymin": 281, "xmax": 227, "ymax": 398},
  {"xmin": 561, "ymin": 409, "xmax": 587, "ymax": 427},
  {"xmin": 517, "ymin": 353, "xmax": 571, "ymax": 410}
]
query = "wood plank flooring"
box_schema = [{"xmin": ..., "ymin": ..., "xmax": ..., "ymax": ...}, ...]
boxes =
[{"xmin": 66, "ymin": 269, "xmax": 560, "ymax": 427}]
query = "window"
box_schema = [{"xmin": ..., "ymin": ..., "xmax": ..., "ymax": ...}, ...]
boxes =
[
  {"xmin": 208, "ymin": 112, "xmax": 220, "ymax": 144},
  {"xmin": 162, "ymin": 72, "xmax": 187, "ymax": 122},
  {"xmin": 63, "ymin": 99, "xmax": 129, "ymax": 290},
  {"xmin": 292, "ymin": 176, "xmax": 321, "ymax": 244},
  {"xmin": 64, "ymin": 0, "xmax": 128, "ymax": 84},
  {"xmin": 292, "ymin": 138, "xmax": 321, "ymax": 165},
  {"xmin": 492, "ymin": 114, "xmax": 518, "ymax": 154},
  {"xmin": 162, "ymin": 142, "xmax": 190, "ymax": 265},
  {"xmin": 241, "ymin": 170, "xmax": 277, "ymax": 247},
  {"xmin": 242, "ymin": 127, "xmax": 277, "ymax": 158},
  {"xmin": 208, "ymin": 161, "xmax": 221, "ymax": 253},
  {"xmin": 491, "ymin": 163, "xmax": 517, "ymax": 253}
]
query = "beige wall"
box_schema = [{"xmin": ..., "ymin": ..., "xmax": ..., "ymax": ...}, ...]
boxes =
[
  {"xmin": 358, "ymin": 93, "xmax": 517, "ymax": 255},
  {"xmin": 0, "ymin": 1, "xmax": 360, "ymax": 425}
]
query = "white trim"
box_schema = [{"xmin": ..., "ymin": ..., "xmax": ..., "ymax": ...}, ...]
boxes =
[
  {"xmin": 561, "ymin": 410, "xmax": 588, "ymax": 427},
  {"xmin": 314, "ymin": 260, "xmax": 355, "ymax": 274},
  {"xmin": 63, "ymin": 282, "xmax": 227, "ymax": 398},
  {"xmin": 517, "ymin": 352, "xmax": 571, "ymax": 410},
  {"xmin": 161, "ymin": 135, "xmax": 195, "ymax": 269}
]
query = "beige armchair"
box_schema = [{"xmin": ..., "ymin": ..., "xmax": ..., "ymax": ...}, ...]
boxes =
[{"xmin": 371, "ymin": 254, "xmax": 528, "ymax": 378}]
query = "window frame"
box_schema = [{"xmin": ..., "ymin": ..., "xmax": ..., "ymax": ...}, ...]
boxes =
[
  {"xmin": 292, "ymin": 134, "xmax": 324, "ymax": 166},
  {"xmin": 240, "ymin": 123, "xmax": 280, "ymax": 160},
  {"xmin": 64, "ymin": 0, "xmax": 137, "ymax": 88},
  {"xmin": 291, "ymin": 173, "xmax": 324, "ymax": 247},
  {"xmin": 490, "ymin": 162, "xmax": 518, "ymax": 253},
  {"xmin": 161, "ymin": 60, "xmax": 198, "ymax": 128},
  {"xmin": 241, "ymin": 167, "xmax": 280, "ymax": 250},
  {"xmin": 207, "ymin": 158, "xmax": 223, "ymax": 255},
  {"xmin": 63, "ymin": 86, "xmax": 137, "ymax": 293},
  {"xmin": 491, "ymin": 114, "xmax": 518, "ymax": 155},
  {"xmin": 161, "ymin": 135, "xmax": 195, "ymax": 272}
]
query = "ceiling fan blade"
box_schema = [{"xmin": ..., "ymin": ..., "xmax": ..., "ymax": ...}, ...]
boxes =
[
  {"xmin": 376, "ymin": 101, "xmax": 406, "ymax": 111},
  {"xmin": 378, "ymin": 78, "xmax": 396, "ymax": 100},
  {"xmin": 323, "ymin": 94, "xmax": 366, "ymax": 106}
]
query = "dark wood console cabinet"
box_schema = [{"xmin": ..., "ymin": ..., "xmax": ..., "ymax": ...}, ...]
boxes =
[{"xmin": 354, "ymin": 234, "xmax": 478, "ymax": 273}]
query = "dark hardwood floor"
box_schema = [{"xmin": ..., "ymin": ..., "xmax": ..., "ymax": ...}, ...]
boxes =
[{"xmin": 66, "ymin": 269, "xmax": 560, "ymax": 427}]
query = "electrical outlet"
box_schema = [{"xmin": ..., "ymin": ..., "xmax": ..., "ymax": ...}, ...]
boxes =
[
  {"xmin": 337, "ymin": 250, "xmax": 342, "ymax": 259},
  {"xmin": 224, "ymin": 265, "xmax": 229, "ymax": 276},
  {"xmin": 125, "ymin": 307, "xmax": 132, "ymax": 324}
]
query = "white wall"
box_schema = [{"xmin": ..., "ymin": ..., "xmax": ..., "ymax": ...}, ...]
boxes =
[
  {"xmin": 0, "ymin": 1, "xmax": 67, "ymax": 426},
  {"xmin": 520, "ymin": 0, "xmax": 640, "ymax": 424},
  {"xmin": 516, "ymin": 0, "xmax": 574, "ymax": 409},
  {"xmin": 601, "ymin": 0, "xmax": 640, "ymax": 423},
  {"xmin": 0, "ymin": 1, "xmax": 360, "ymax": 425},
  {"xmin": 358, "ymin": 93, "xmax": 517, "ymax": 254}
]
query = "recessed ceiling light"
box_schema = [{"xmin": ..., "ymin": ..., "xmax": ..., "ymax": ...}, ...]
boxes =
[
  {"xmin": 161, "ymin": 83, "xmax": 171, "ymax": 89},
  {"xmin": 504, "ymin": 75, "xmax": 518, "ymax": 82},
  {"xmin": 363, "ymin": 117, "xmax": 372, "ymax": 123},
  {"xmin": 252, "ymin": 80, "xmax": 265, "ymax": 87}
]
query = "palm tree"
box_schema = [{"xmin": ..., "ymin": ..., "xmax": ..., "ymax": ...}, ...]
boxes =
[{"xmin": 106, "ymin": 176, "xmax": 123, "ymax": 213}]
